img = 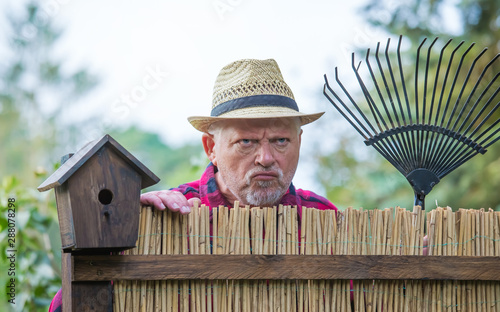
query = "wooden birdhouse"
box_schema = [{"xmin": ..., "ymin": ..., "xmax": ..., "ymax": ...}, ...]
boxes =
[{"xmin": 38, "ymin": 134, "xmax": 160, "ymax": 252}]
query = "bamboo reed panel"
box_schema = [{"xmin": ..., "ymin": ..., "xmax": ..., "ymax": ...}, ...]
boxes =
[{"xmin": 109, "ymin": 204, "xmax": 500, "ymax": 311}]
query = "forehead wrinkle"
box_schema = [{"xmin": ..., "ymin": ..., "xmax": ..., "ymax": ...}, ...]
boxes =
[
  {"xmin": 223, "ymin": 125, "xmax": 265, "ymax": 144},
  {"xmin": 241, "ymin": 119, "xmax": 298, "ymax": 134},
  {"xmin": 233, "ymin": 124, "xmax": 294, "ymax": 143},
  {"xmin": 210, "ymin": 117, "xmax": 301, "ymax": 146}
]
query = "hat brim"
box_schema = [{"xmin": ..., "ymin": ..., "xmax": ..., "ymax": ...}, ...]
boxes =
[{"xmin": 188, "ymin": 106, "xmax": 324, "ymax": 133}]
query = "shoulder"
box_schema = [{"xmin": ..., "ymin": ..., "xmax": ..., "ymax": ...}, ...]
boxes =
[
  {"xmin": 169, "ymin": 163, "xmax": 215, "ymax": 196},
  {"xmin": 295, "ymin": 188, "xmax": 337, "ymax": 211},
  {"xmin": 170, "ymin": 180, "xmax": 200, "ymax": 197}
]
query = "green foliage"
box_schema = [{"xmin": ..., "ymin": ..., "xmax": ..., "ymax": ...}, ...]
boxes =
[
  {"xmin": 315, "ymin": 133, "xmax": 414, "ymax": 210},
  {"xmin": 427, "ymin": 143, "xmax": 500, "ymax": 210},
  {"xmin": 361, "ymin": 0, "xmax": 500, "ymax": 49},
  {"xmin": 0, "ymin": 2, "xmax": 98, "ymax": 310},
  {"xmin": 0, "ymin": 176, "xmax": 61, "ymax": 312},
  {"xmin": 0, "ymin": 2, "xmax": 208, "ymax": 309},
  {"xmin": 0, "ymin": 1, "xmax": 99, "ymax": 189}
]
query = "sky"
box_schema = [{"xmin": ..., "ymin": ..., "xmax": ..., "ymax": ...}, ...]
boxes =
[
  {"xmin": 45, "ymin": 0, "xmax": 387, "ymax": 144},
  {"xmin": 2, "ymin": 0, "xmax": 394, "ymax": 192}
]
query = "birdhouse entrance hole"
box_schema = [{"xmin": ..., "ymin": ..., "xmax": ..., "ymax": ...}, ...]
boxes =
[{"xmin": 98, "ymin": 189, "xmax": 113, "ymax": 205}]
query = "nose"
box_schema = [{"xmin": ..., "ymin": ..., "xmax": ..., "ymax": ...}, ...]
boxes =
[{"xmin": 255, "ymin": 142, "xmax": 275, "ymax": 167}]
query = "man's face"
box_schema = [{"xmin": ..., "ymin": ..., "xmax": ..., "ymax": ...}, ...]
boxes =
[{"xmin": 207, "ymin": 118, "xmax": 302, "ymax": 207}]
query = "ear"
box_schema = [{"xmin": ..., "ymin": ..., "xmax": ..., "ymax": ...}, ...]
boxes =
[
  {"xmin": 202, "ymin": 133, "xmax": 218, "ymax": 166},
  {"xmin": 298, "ymin": 128, "xmax": 303, "ymax": 146}
]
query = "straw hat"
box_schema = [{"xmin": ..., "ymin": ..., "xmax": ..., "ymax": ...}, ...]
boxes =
[{"xmin": 188, "ymin": 59, "xmax": 324, "ymax": 132}]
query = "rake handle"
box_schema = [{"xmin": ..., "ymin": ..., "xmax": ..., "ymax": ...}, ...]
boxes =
[{"xmin": 414, "ymin": 193, "xmax": 426, "ymax": 210}]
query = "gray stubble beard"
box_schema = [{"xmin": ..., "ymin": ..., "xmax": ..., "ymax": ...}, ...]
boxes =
[{"xmin": 243, "ymin": 167, "xmax": 291, "ymax": 207}]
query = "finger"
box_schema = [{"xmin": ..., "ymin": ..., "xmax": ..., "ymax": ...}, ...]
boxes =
[
  {"xmin": 423, "ymin": 235, "xmax": 429, "ymax": 256},
  {"xmin": 185, "ymin": 198, "xmax": 202, "ymax": 214},
  {"xmin": 188, "ymin": 197, "xmax": 201, "ymax": 207},
  {"xmin": 157, "ymin": 191, "xmax": 191, "ymax": 214},
  {"xmin": 140, "ymin": 192, "xmax": 166, "ymax": 210}
]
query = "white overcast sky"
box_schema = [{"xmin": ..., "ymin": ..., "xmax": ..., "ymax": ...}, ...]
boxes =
[
  {"xmin": 0, "ymin": 0, "xmax": 465, "ymax": 194},
  {"xmin": 38, "ymin": 0, "xmax": 386, "ymax": 144},
  {"xmin": 1, "ymin": 0, "xmax": 463, "ymax": 148},
  {"xmin": 1, "ymin": 0, "xmax": 398, "ymax": 192}
]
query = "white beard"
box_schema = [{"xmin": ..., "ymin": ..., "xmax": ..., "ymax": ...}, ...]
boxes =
[
  {"xmin": 217, "ymin": 162, "xmax": 295, "ymax": 208},
  {"xmin": 243, "ymin": 167, "xmax": 288, "ymax": 207}
]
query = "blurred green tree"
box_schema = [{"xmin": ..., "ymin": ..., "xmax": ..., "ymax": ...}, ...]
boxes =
[
  {"xmin": 362, "ymin": 0, "xmax": 499, "ymax": 52},
  {"xmin": 0, "ymin": 3, "xmax": 206, "ymax": 310},
  {"xmin": 0, "ymin": 1, "xmax": 98, "ymax": 188},
  {"xmin": 317, "ymin": 0, "xmax": 500, "ymax": 211},
  {"xmin": 0, "ymin": 176, "xmax": 61, "ymax": 311},
  {"xmin": 0, "ymin": 2, "xmax": 98, "ymax": 311}
]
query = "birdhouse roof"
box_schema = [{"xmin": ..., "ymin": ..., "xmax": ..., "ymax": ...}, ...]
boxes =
[{"xmin": 38, "ymin": 134, "xmax": 160, "ymax": 192}]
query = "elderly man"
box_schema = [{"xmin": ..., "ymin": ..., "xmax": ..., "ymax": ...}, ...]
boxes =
[
  {"xmin": 140, "ymin": 58, "xmax": 336, "ymax": 213},
  {"xmin": 47, "ymin": 58, "xmax": 335, "ymax": 312}
]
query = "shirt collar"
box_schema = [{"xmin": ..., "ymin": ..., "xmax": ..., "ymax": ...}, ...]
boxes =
[{"xmin": 201, "ymin": 162, "xmax": 297, "ymax": 208}]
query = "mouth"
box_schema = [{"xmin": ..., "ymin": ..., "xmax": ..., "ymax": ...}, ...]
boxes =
[{"xmin": 251, "ymin": 171, "xmax": 279, "ymax": 181}]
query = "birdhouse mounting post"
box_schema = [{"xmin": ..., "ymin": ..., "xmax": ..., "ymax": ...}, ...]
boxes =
[{"xmin": 38, "ymin": 134, "xmax": 160, "ymax": 311}]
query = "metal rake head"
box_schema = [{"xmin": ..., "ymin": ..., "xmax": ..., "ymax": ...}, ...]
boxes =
[{"xmin": 323, "ymin": 36, "xmax": 500, "ymax": 209}]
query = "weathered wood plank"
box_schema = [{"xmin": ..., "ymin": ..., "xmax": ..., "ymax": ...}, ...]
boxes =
[
  {"xmin": 70, "ymin": 281, "xmax": 113, "ymax": 311},
  {"xmin": 63, "ymin": 253, "xmax": 113, "ymax": 312},
  {"xmin": 62, "ymin": 253, "xmax": 72, "ymax": 312},
  {"xmin": 68, "ymin": 147, "xmax": 142, "ymax": 250},
  {"xmin": 73, "ymin": 255, "xmax": 500, "ymax": 281}
]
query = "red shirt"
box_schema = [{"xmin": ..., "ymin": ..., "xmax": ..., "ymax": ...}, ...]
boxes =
[{"xmin": 172, "ymin": 162, "xmax": 337, "ymax": 215}]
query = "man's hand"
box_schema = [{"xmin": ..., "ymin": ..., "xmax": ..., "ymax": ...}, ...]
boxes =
[
  {"xmin": 140, "ymin": 190, "xmax": 201, "ymax": 214},
  {"xmin": 423, "ymin": 235, "xmax": 428, "ymax": 256}
]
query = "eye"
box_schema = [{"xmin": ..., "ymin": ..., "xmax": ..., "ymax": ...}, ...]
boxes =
[
  {"xmin": 238, "ymin": 139, "xmax": 255, "ymax": 148},
  {"xmin": 274, "ymin": 138, "xmax": 289, "ymax": 145}
]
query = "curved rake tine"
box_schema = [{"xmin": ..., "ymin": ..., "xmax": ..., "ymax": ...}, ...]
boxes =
[
  {"xmin": 379, "ymin": 39, "xmax": 415, "ymax": 172},
  {"xmin": 426, "ymin": 41, "xmax": 466, "ymax": 172},
  {"xmin": 430, "ymin": 39, "xmax": 453, "ymax": 126},
  {"xmin": 323, "ymin": 71, "xmax": 373, "ymax": 139},
  {"xmin": 387, "ymin": 36, "xmax": 417, "ymax": 171},
  {"xmin": 468, "ymin": 88, "xmax": 500, "ymax": 138},
  {"xmin": 396, "ymin": 36, "xmax": 419, "ymax": 170},
  {"xmin": 427, "ymin": 42, "xmax": 475, "ymax": 172},
  {"xmin": 478, "ymin": 121, "xmax": 500, "ymax": 150},
  {"xmin": 369, "ymin": 41, "xmax": 395, "ymax": 129},
  {"xmin": 437, "ymin": 40, "xmax": 466, "ymax": 127},
  {"xmin": 421, "ymin": 38, "xmax": 439, "ymax": 170},
  {"xmin": 450, "ymin": 48, "xmax": 489, "ymax": 132},
  {"xmin": 457, "ymin": 54, "xmax": 500, "ymax": 135},
  {"xmin": 431, "ymin": 47, "xmax": 493, "ymax": 174},
  {"xmin": 423, "ymin": 39, "xmax": 453, "ymax": 170},
  {"xmin": 434, "ymin": 97, "xmax": 499, "ymax": 178},
  {"xmin": 354, "ymin": 49, "xmax": 386, "ymax": 133},
  {"xmin": 414, "ymin": 39, "xmax": 429, "ymax": 168},
  {"xmin": 431, "ymin": 50, "xmax": 499, "ymax": 173},
  {"xmin": 369, "ymin": 40, "xmax": 413, "ymax": 172},
  {"xmin": 324, "ymin": 70, "xmax": 408, "ymax": 174},
  {"xmin": 440, "ymin": 123, "xmax": 500, "ymax": 178},
  {"xmin": 443, "ymin": 42, "xmax": 476, "ymax": 130}
]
